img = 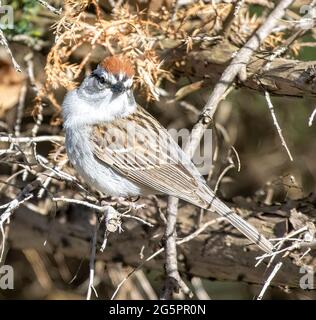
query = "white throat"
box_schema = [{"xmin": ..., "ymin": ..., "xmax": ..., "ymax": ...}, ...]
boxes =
[{"xmin": 62, "ymin": 87, "xmax": 136, "ymax": 129}]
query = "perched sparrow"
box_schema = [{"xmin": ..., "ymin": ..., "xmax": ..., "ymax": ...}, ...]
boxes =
[{"xmin": 62, "ymin": 56, "xmax": 273, "ymax": 253}]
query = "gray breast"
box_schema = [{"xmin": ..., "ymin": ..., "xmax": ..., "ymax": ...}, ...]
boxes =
[{"xmin": 64, "ymin": 126, "xmax": 150, "ymax": 197}]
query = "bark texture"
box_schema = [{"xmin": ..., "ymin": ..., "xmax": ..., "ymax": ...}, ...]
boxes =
[{"xmin": 167, "ymin": 40, "xmax": 316, "ymax": 98}]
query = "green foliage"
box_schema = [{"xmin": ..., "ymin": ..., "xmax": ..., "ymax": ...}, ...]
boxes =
[{"xmin": 4, "ymin": 0, "xmax": 43, "ymax": 38}]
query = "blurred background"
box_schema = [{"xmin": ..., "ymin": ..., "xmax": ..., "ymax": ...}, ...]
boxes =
[{"xmin": 0, "ymin": 0, "xmax": 315, "ymax": 299}]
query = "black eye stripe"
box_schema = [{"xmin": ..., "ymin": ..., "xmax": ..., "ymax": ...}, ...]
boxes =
[
  {"xmin": 91, "ymin": 70, "xmax": 132, "ymax": 89},
  {"xmin": 92, "ymin": 73, "xmax": 110, "ymax": 85}
]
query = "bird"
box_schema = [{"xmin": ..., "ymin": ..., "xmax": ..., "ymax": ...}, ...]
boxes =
[{"xmin": 61, "ymin": 55, "xmax": 273, "ymax": 253}]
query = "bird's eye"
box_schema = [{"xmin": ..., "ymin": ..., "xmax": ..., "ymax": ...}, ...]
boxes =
[{"xmin": 98, "ymin": 76, "xmax": 106, "ymax": 85}]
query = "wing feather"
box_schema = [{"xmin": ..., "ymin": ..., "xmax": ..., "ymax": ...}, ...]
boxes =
[
  {"xmin": 90, "ymin": 106, "xmax": 207, "ymax": 205},
  {"xmin": 89, "ymin": 106, "xmax": 274, "ymax": 253}
]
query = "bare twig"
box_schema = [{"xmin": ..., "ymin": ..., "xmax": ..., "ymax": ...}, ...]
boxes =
[
  {"xmin": 87, "ymin": 214, "xmax": 98, "ymax": 300},
  {"xmin": 214, "ymin": 163, "xmax": 235, "ymax": 194},
  {"xmin": 0, "ymin": 188, "xmax": 35, "ymax": 262},
  {"xmin": 36, "ymin": 0, "xmax": 62, "ymax": 15},
  {"xmin": 257, "ymin": 262, "xmax": 283, "ymax": 300},
  {"xmin": 14, "ymin": 84, "xmax": 27, "ymax": 137},
  {"xmin": 0, "ymin": 29, "xmax": 21, "ymax": 72},
  {"xmin": 182, "ymin": 0, "xmax": 295, "ymax": 162},
  {"xmin": 134, "ymin": 270, "xmax": 158, "ymax": 300},
  {"xmin": 121, "ymin": 214, "xmax": 154, "ymax": 228},
  {"xmin": 191, "ymin": 277, "xmax": 211, "ymax": 300},
  {"xmin": 0, "ymin": 135, "xmax": 64, "ymax": 144},
  {"xmin": 37, "ymin": 156, "xmax": 68, "ymax": 198},
  {"xmin": 199, "ymin": 0, "xmax": 294, "ymax": 126},
  {"xmin": 255, "ymin": 226, "xmax": 308, "ymax": 267},
  {"xmin": 0, "ymin": 224, "xmax": 10, "ymax": 267},
  {"xmin": 111, "ymin": 218, "xmax": 224, "ymax": 300},
  {"xmin": 53, "ymin": 197, "xmax": 107, "ymax": 212},
  {"xmin": 32, "ymin": 103, "xmax": 44, "ymax": 138},
  {"xmin": 165, "ymin": 0, "xmax": 292, "ymax": 264},
  {"xmin": 264, "ymin": 90, "xmax": 293, "ymax": 161},
  {"xmin": 161, "ymin": 197, "xmax": 192, "ymax": 299},
  {"xmin": 308, "ymin": 107, "xmax": 316, "ymax": 127},
  {"xmin": 53, "ymin": 197, "xmax": 154, "ymax": 228}
]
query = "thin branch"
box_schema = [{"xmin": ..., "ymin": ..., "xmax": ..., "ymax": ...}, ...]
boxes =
[
  {"xmin": 191, "ymin": 277, "xmax": 211, "ymax": 300},
  {"xmin": 264, "ymin": 90, "xmax": 293, "ymax": 161},
  {"xmin": 87, "ymin": 214, "xmax": 98, "ymax": 300},
  {"xmin": 308, "ymin": 107, "xmax": 316, "ymax": 127},
  {"xmin": 121, "ymin": 214, "xmax": 154, "ymax": 228},
  {"xmin": 134, "ymin": 270, "xmax": 158, "ymax": 300},
  {"xmin": 111, "ymin": 217, "xmax": 224, "ymax": 300},
  {"xmin": 53, "ymin": 197, "xmax": 154, "ymax": 228},
  {"xmin": 0, "ymin": 223, "xmax": 10, "ymax": 267},
  {"xmin": 0, "ymin": 29, "xmax": 21, "ymax": 72},
  {"xmin": 165, "ymin": 0, "xmax": 292, "ymax": 263},
  {"xmin": 53, "ymin": 197, "xmax": 107, "ymax": 212},
  {"xmin": 36, "ymin": 0, "xmax": 62, "ymax": 15},
  {"xmin": 160, "ymin": 197, "xmax": 191, "ymax": 299},
  {"xmin": 257, "ymin": 262, "xmax": 283, "ymax": 300},
  {"xmin": 14, "ymin": 84, "xmax": 27, "ymax": 137},
  {"xmin": 214, "ymin": 163, "xmax": 235, "ymax": 194},
  {"xmin": 0, "ymin": 194, "xmax": 33, "ymax": 262},
  {"xmin": 0, "ymin": 135, "xmax": 64, "ymax": 144},
  {"xmin": 256, "ymin": 226, "xmax": 310, "ymax": 264},
  {"xmin": 199, "ymin": 0, "xmax": 294, "ymax": 127}
]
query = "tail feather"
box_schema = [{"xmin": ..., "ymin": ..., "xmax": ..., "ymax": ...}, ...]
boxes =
[{"xmin": 208, "ymin": 196, "xmax": 273, "ymax": 253}]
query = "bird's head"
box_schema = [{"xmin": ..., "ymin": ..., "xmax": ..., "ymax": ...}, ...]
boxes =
[
  {"xmin": 81, "ymin": 56, "xmax": 135, "ymax": 98},
  {"xmin": 62, "ymin": 56, "xmax": 137, "ymax": 127},
  {"xmin": 92, "ymin": 56, "xmax": 134, "ymax": 93}
]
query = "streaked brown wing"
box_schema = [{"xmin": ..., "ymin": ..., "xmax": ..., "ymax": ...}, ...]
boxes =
[
  {"xmin": 90, "ymin": 106, "xmax": 209, "ymax": 206},
  {"xmin": 89, "ymin": 107, "xmax": 275, "ymax": 253}
]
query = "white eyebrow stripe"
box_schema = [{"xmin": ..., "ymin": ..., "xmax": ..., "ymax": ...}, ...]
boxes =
[
  {"xmin": 119, "ymin": 72, "xmax": 124, "ymax": 81},
  {"xmin": 108, "ymin": 73, "xmax": 117, "ymax": 84},
  {"xmin": 124, "ymin": 78, "xmax": 133, "ymax": 88},
  {"xmin": 104, "ymin": 72, "xmax": 110, "ymax": 80}
]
